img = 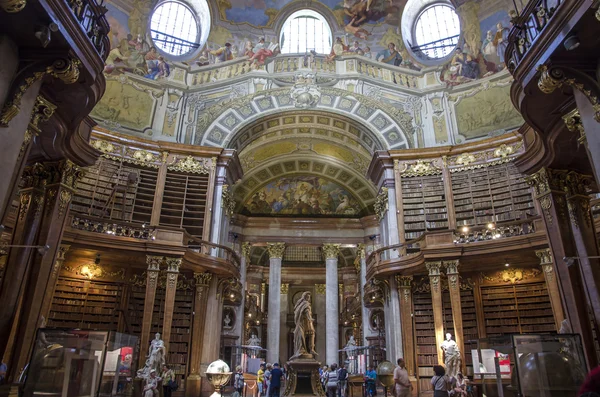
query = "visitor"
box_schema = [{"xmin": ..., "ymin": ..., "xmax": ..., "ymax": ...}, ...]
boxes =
[
  {"xmin": 579, "ymin": 366, "xmax": 600, "ymax": 397},
  {"xmin": 143, "ymin": 369, "xmax": 160, "ymax": 397},
  {"xmin": 453, "ymin": 373, "xmax": 468, "ymax": 397},
  {"xmin": 161, "ymin": 364, "xmax": 175, "ymax": 397},
  {"xmin": 0, "ymin": 362, "xmax": 6, "ymax": 385},
  {"xmin": 393, "ymin": 358, "xmax": 411, "ymax": 397},
  {"xmin": 321, "ymin": 365, "xmax": 329, "ymax": 389},
  {"xmin": 338, "ymin": 363, "xmax": 348, "ymax": 397},
  {"xmin": 431, "ymin": 365, "xmax": 450, "ymax": 397},
  {"xmin": 269, "ymin": 363, "xmax": 284, "ymax": 397},
  {"xmin": 234, "ymin": 366, "xmax": 244, "ymax": 397},
  {"xmin": 265, "ymin": 363, "xmax": 272, "ymax": 397},
  {"xmin": 257, "ymin": 363, "xmax": 265, "ymax": 396},
  {"xmin": 365, "ymin": 365, "xmax": 377, "ymax": 397},
  {"xmin": 326, "ymin": 363, "xmax": 339, "ymax": 397}
]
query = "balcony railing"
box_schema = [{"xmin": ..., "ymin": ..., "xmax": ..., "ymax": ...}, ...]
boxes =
[
  {"xmin": 506, "ymin": 0, "xmax": 563, "ymax": 73},
  {"xmin": 453, "ymin": 217, "xmax": 539, "ymax": 244},
  {"xmin": 187, "ymin": 235, "xmax": 241, "ymax": 269},
  {"xmin": 66, "ymin": 0, "xmax": 110, "ymax": 59},
  {"xmin": 70, "ymin": 215, "xmax": 155, "ymax": 239}
]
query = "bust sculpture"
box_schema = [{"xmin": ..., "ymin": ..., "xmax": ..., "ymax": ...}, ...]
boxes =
[
  {"xmin": 224, "ymin": 313, "xmax": 231, "ymax": 327},
  {"xmin": 137, "ymin": 333, "xmax": 166, "ymax": 379},
  {"xmin": 290, "ymin": 291, "xmax": 317, "ymax": 359},
  {"xmin": 440, "ymin": 333, "xmax": 461, "ymax": 378}
]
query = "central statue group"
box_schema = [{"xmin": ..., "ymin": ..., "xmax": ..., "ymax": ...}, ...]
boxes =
[{"xmin": 290, "ymin": 291, "xmax": 318, "ymax": 360}]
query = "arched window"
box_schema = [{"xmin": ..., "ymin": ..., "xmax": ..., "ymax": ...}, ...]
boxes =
[
  {"xmin": 413, "ymin": 4, "xmax": 460, "ymax": 59},
  {"xmin": 150, "ymin": 1, "xmax": 199, "ymax": 57},
  {"xmin": 279, "ymin": 10, "xmax": 332, "ymax": 54}
]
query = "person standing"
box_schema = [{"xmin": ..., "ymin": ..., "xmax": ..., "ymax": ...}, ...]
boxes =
[
  {"xmin": 234, "ymin": 366, "xmax": 245, "ymax": 397},
  {"xmin": 269, "ymin": 363, "xmax": 284, "ymax": 397},
  {"xmin": 338, "ymin": 363, "xmax": 348, "ymax": 397},
  {"xmin": 365, "ymin": 365, "xmax": 377, "ymax": 397},
  {"xmin": 161, "ymin": 365, "xmax": 175, "ymax": 397},
  {"xmin": 257, "ymin": 363, "xmax": 265, "ymax": 396},
  {"xmin": 326, "ymin": 364, "xmax": 339, "ymax": 397},
  {"xmin": 0, "ymin": 362, "xmax": 6, "ymax": 385},
  {"xmin": 431, "ymin": 365, "xmax": 450, "ymax": 397},
  {"xmin": 265, "ymin": 363, "xmax": 272, "ymax": 397},
  {"xmin": 393, "ymin": 358, "xmax": 411, "ymax": 397}
]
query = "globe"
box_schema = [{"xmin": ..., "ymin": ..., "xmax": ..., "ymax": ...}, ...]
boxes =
[
  {"xmin": 206, "ymin": 359, "xmax": 232, "ymax": 397},
  {"xmin": 376, "ymin": 360, "xmax": 395, "ymax": 387}
]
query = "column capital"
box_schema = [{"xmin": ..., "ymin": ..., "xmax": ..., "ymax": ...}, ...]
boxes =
[
  {"xmin": 374, "ymin": 187, "xmax": 389, "ymax": 222},
  {"xmin": 444, "ymin": 259, "xmax": 460, "ymax": 274},
  {"xmin": 357, "ymin": 243, "xmax": 366, "ymax": 259},
  {"xmin": 425, "ymin": 261, "xmax": 442, "ymax": 276},
  {"xmin": 165, "ymin": 257, "xmax": 182, "ymax": 273},
  {"xmin": 525, "ymin": 168, "xmax": 569, "ymax": 197},
  {"xmin": 395, "ymin": 275, "xmax": 413, "ymax": 288},
  {"xmin": 21, "ymin": 163, "xmax": 49, "ymax": 190},
  {"xmin": 315, "ymin": 284, "xmax": 326, "ymax": 294},
  {"xmin": 194, "ymin": 272, "xmax": 213, "ymax": 286},
  {"xmin": 281, "ymin": 283, "xmax": 289, "ymax": 294},
  {"xmin": 242, "ymin": 242, "xmax": 252, "ymax": 260},
  {"xmin": 266, "ymin": 242, "xmax": 286, "ymax": 259},
  {"xmin": 535, "ymin": 248, "xmax": 553, "ymax": 266},
  {"xmin": 46, "ymin": 159, "xmax": 84, "ymax": 191},
  {"xmin": 563, "ymin": 109, "xmax": 586, "ymax": 146},
  {"xmin": 322, "ymin": 243, "xmax": 341, "ymax": 260},
  {"xmin": 146, "ymin": 255, "xmax": 163, "ymax": 271},
  {"xmin": 56, "ymin": 244, "xmax": 71, "ymax": 261}
]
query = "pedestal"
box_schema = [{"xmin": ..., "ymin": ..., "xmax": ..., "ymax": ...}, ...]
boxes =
[{"xmin": 285, "ymin": 358, "xmax": 325, "ymax": 397}]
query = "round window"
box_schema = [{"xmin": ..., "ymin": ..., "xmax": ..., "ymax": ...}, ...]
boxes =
[
  {"xmin": 413, "ymin": 4, "xmax": 460, "ymax": 60},
  {"xmin": 150, "ymin": 1, "xmax": 199, "ymax": 57}
]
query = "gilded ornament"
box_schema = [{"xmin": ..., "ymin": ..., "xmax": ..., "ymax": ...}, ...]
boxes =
[
  {"xmin": 395, "ymin": 275, "xmax": 413, "ymax": 288},
  {"xmin": 539, "ymin": 195, "xmax": 553, "ymax": 225},
  {"xmin": 322, "ymin": 243, "xmax": 341, "ymax": 260},
  {"xmin": 194, "ymin": 272, "xmax": 213, "ymax": 286},
  {"xmin": 373, "ymin": 187, "xmax": 389, "ymax": 222},
  {"xmin": 167, "ymin": 273, "xmax": 178, "ymax": 288},
  {"xmin": 146, "ymin": 255, "xmax": 163, "ymax": 271},
  {"xmin": 0, "ymin": 0, "xmax": 26, "ymax": 12},
  {"xmin": 541, "ymin": 264, "xmax": 555, "ymax": 282},
  {"xmin": 91, "ymin": 139, "xmax": 116, "ymax": 154},
  {"xmin": 535, "ymin": 248, "xmax": 553, "ymax": 266},
  {"xmin": 481, "ymin": 268, "xmax": 541, "ymax": 284},
  {"xmin": 266, "ymin": 242, "xmax": 286, "ymax": 259},
  {"xmin": 444, "ymin": 260, "xmax": 459, "ymax": 275},
  {"xmin": 456, "ymin": 153, "xmax": 476, "ymax": 166},
  {"xmin": 425, "ymin": 261, "xmax": 442, "ymax": 276},
  {"xmin": 281, "ymin": 283, "xmax": 289, "ymax": 294},
  {"xmin": 448, "ymin": 274, "xmax": 459, "ymax": 289},
  {"xmin": 63, "ymin": 263, "xmax": 126, "ymax": 280},
  {"xmin": 562, "ymin": 109, "xmax": 586, "ymax": 145},
  {"xmin": 221, "ymin": 184, "xmax": 235, "ymax": 218},
  {"xmin": 166, "ymin": 257, "xmax": 182, "ymax": 273},
  {"xmin": 241, "ymin": 242, "xmax": 252, "ymax": 260},
  {"xmin": 0, "ymin": 58, "xmax": 80, "ymax": 126},
  {"xmin": 18, "ymin": 193, "xmax": 31, "ymax": 221},
  {"xmin": 402, "ymin": 288, "xmax": 410, "ymax": 304},
  {"xmin": 400, "ymin": 160, "xmax": 442, "ymax": 177},
  {"xmin": 168, "ymin": 155, "xmax": 210, "ymax": 174},
  {"xmin": 493, "ymin": 144, "xmax": 514, "ymax": 158},
  {"xmin": 57, "ymin": 190, "xmax": 72, "ymax": 219},
  {"xmin": 429, "ymin": 275, "xmax": 441, "ymax": 292},
  {"xmin": 33, "ymin": 193, "xmax": 44, "ymax": 219},
  {"xmin": 129, "ymin": 149, "xmax": 158, "ymax": 164},
  {"xmin": 315, "ymin": 284, "xmax": 326, "ymax": 294}
]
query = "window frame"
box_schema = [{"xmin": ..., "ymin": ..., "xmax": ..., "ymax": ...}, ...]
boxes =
[
  {"xmin": 412, "ymin": 3, "xmax": 460, "ymax": 61},
  {"xmin": 278, "ymin": 9, "xmax": 333, "ymax": 55}
]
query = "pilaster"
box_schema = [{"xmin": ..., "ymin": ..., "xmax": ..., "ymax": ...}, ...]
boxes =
[
  {"xmin": 426, "ymin": 261, "xmax": 444, "ymax": 365},
  {"xmin": 396, "ymin": 275, "xmax": 415, "ymax": 376},
  {"xmin": 535, "ymin": 248, "xmax": 565, "ymax": 330},
  {"xmin": 323, "ymin": 243, "xmax": 340, "ymax": 365},
  {"xmin": 150, "ymin": 159, "xmax": 167, "ymax": 226},
  {"xmin": 140, "ymin": 255, "xmax": 162, "ymax": 365},
  {"xmin": 358, "ymin": 244, "xmax": 370, "ymax": 347},
  {"xmin": 266, "ymin": 242, "xmax": 285, "ymax": 363},
  {"xmin": 186, "ymin": 272, "xmax": 212, "ymax": 397},
  {"xmin": 200, "ymin": 275, "xmax": 223, "ymax": 395},
  {"xmin": 162, "ymin": 257, "xmax": 181, "ymax": 352},
  {"xmin": 40, "ymin": 243, "xmax": 71, "ymax": 320},
  {"xmin": 444, "ymin": 260, "xmax": 465, "ymax": 374}
]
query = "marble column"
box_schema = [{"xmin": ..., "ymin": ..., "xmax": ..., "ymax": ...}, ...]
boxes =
[
  {"xmin": 444, "ymin": 260, "xmax": 465, "ymax": 374},
  {"xmin": 396, "ymin": 275, "xmax": 415, "ymax": 377},
  {"xmin": 162, "ymin": 257, "xmax": 181, "ymax": 352},
  {"xmin": 535, "ymin": 248, "xmax": 566, "ymax": 330},
  {"xmin": 358, "ymin": 244, "xmax": 370, "ymax": 347},
  {"xmin": 323, "ymin": 243, "xmax": 341, "ymax": 365},
  {"xmin": 140, "ymin": 256, "xmax": 162, "ymax": 365},
  {"xmin": 426, "ymin": 261, "xmax": 444, "ymax": 365},
  {"xmin": 186, "ymin": 272, "xmax": 212, "ymax": 397},
  {"xmin": 200, "ymin": 275, "xmax": 223, "ymax": 395},
  {"xmin": 266, "ymin": 242, "xmax": 285, "ymax": 363},
  {"xmin": 237, "ymin": 242, "xmax": 251, "ymax": 344},
  {"xmin": 386, "ymin": 276, "xmax": 403, "ymax": 363}
]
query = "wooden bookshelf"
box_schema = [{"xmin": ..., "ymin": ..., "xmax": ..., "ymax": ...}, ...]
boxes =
[
  {"xmin": 460, "ymin": 289, "xmax": 478, "ymax": 375},
  {"xmin": 127, "ymin": 285, "xmax": 146, "ymax": 336},
  {"xmin": 71, "ymin": 157, "xmax": 158, "ymax": 223},
  {"xmin": 481, "ymin": 282, "xmax": 555, "ymax": 336},
  {"xmin": 451, "ymin": 163, "xmax": 535, "ymax": 227},
  {"xmin": 160, "ymin": 171, "xmax": 209, "ymax": 237},
  {"xmin": 401, "ymin": 174, "xmax": 447, "ymax": 240},
  {"xmin": 169, "ymin": 285, "xmax": 193, "ymax": 385},
  {"xmin": 414, "ymin": 289, "xmax": 436, "ymax": 394},
  {"xmin": 48, "ymin": 278, "xmax": 122, "ymax": 331}
]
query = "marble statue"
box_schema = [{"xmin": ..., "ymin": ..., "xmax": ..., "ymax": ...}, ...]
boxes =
[
  {"xmin": 137, "ymin": 333, "xmax": 166, "ymax": 379},
  {"xmin": 346, "ymin": 335, "xmax": 357, "ymax": 350},
  {"xmin": 224, "ymin": 313, "xmax": 231, "ymax": 327},
  {"xmin": 345, "ymin": 335, "xmax": 358, "ymax": 374},
  {"xmin": 247, "ymin": 334, "xmax": 261, "ymax": 347},
  {"xmin": 440, "ymin": 333, "xmax": 461, "ymax": 378},
  {"xmin": 290, "ymin": 291, "xmax": 317, "ymax": 359}
]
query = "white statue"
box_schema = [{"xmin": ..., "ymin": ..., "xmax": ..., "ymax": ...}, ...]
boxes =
[
  {"xmin": 224, "ymin": 313, "xmax": 231, "ymax": 327},
  {"xmin": 137, "ymin": 333, "xmax": 166, "ymax": 379},
  {"xmin": 440, "ymin": 333, "xmax": 461, "ymax": 378},
  {"xmin": 290, "ymin": 291, "xmax": 317, "ymax": 359},
  {"xmin": 346, "ymin": 335, "xmax": 357, "ymax": 350},
  {"xmin": 247, "ymin": 334, "xmax": 261, "ymax": 347},
  {"xmin": 345, "ymin": 335, "xmax": 358, "ymax": 374}
]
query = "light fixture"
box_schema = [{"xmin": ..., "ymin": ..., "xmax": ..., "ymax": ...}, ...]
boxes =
[
  {"xmin": 505, "ymin": 263, "xmax": 510, "ymax": 267},
  {"xmin": 487, "ymin": 223, "xmax": 495, "ymax": 229},
  {"xmin": 461, "ymin": 226, "xmax": 469, "ymax": 233},
  {"xmin": 81, "ymin": 265, "xmax": 94, "ymax": 279},
  {"xmin": 248, "ymin": 313, "xmax": 252, "ymax": 317},
  {"xmin": 230, "ymin": 294, "xmax": 234, "ymax": 298},
  {"xmin": 563, "ymin": 33, "xmax": 581, "ymax": 51},
  {"xmin": 256, "ymin": 320, "xmax": 260, "ymax": 325}
]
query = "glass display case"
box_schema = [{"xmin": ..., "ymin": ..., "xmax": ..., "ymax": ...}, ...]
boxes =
[
  {"xmin": 22, "ymin": 329, "xmax": 139, "ymax": 397},
  {"xmin": 471, "ymin": 334, "xmax": 586, "ymax": 397}
]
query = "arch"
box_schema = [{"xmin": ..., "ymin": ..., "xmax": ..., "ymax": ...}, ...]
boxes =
[{"xmin": 194, "ymin": 87, "xmax": 415, "ymax": 150}]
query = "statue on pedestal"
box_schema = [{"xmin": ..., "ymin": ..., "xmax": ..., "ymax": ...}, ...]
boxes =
[
  {"xmin": 247, "ymin": 334, "xmax": 261, "ymax": 347},
  {"xmin": 137, "ymin": 333, "xmax": 166, "ymax": 379},
  {"xmin": 440, "ymin": 333, "xmax": 461, "ymax": 378},
  {"xmin": 290, "ymin": 291, "xmax": 317, "ymax": 360},
  {"xmin": 345, "ymin": 336, "xmax": 358, "ymax": 374}
]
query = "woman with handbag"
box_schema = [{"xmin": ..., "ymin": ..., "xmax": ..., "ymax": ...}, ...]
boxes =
[{"xmin": 161, "ymin": 365, "xmax": 176, "ymax": 397}]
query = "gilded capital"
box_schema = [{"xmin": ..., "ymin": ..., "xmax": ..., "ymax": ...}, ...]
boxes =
[
  {"xmin": 315, "ymin": 284, "xmax": 326, "ymax": 294},
  {"xmin": 194, "ymin": 272, "xmax": 213, "ymax": 286},
  {"xmin": 563, "ymin": 109, "xmax": 586, "ymax": 145},
  {"xmin": 221, "ymin": 184, "xmax": 235, "ymax": 218},
  {"xmin": 564, "ymin": 171, "xmax": 594, "ymax": 197},
  {"xmin": 374, "ymin": 187, "xmax": 389, "ymax": 222},
  {"xmin": 524, "ymin": 168, "xmax": 568, "ymax": 197},
  {"xmin": 535, "ymin": 248, "xmax": 553, "ymax": 266},
  {"xmin": 444, "ymin": 260, "xmax": 460, "ymax": 274},
  {"xmin": 22, "ymin": 163, "xmax": 49, "ymax": 190},
  {"xmin": 242, "ymin": 242, "xmax": 252, "ymax": 260},
  {"xmin": 395, "ymin": 275, "xmax": 413, "ymax": 288},
  {"xmin": 165, "ymin": 257, "xmax": 182, "ymax": 272},
  {"xmin": 425, "ymin": 261, "xmax": 442, "ymax": 276},
  {"xmin": 322, "ymin": 243, "xmax": 341, "ymax": 260},
  {"xmin": 357, "ymin": 243, "xmax": 366, "ymax": 259},
  {"xmin": 267, "ymin": 242, "xmax": 286, "ymax": 259},
  {"xmin": 281, "ymin": 283, "xmax": 289, "ymax": 294},
  {"xmin": 146, "ymin": 255, "xmax": 163, "ymax": 271},
  {"xmin": 56, "ymin": 244, "xmax": 71, "ymax": 261}
]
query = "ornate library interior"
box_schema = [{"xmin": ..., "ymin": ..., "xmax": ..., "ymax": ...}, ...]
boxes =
[{"xmin": 0, "ymin": 0, "xmax": 600, "ymax": 396}]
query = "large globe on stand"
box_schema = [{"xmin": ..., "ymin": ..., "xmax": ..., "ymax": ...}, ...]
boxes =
[
  {"xmin": 206, "ymin": 359, "xmax": 232, "ymax": 397},
  {"xmin": 376, "ymin": 361, "xmax": 395, "ymax": 388}
]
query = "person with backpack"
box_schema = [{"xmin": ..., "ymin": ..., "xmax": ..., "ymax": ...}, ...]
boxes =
[
  {"xmin": 338, "ymin": 364, "xmax": 348, "ymax": 397},
  {"xmin": 326, "ymin": 364, "xmax": 339, "ymax": 397},
  {"xmin": 269, "ymin": 363, "xmax": 284, "ymax": 397},
  {"xmin": 234, "ymin": 366, "xmax": 245, "ymax": 397}
]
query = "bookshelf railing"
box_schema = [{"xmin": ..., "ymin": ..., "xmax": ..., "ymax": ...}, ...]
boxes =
[
  {"xmin": 186, "ymin": 235, "xmax": 241, "ymax": 269},
  {"xmin": 453, "ymin": 216, "xmax": 539, "ymax": 244}
]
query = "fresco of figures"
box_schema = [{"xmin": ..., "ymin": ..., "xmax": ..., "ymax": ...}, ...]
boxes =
[{"xmin": 243, "ymin": 176, "xmax": 362, "ymax": 217}]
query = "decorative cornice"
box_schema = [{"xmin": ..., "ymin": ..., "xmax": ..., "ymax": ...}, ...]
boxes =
[
  {"xmin": 168, "ymin": 155, "xmax": 211, "ymax": 174},
  {"xmin": 535, "ymin": 248, "xmax": 553, "ymax": 266},
  {"xmin": 165, "ymin": 257, "xmax": 182, "ymax": 273},
  {"xmin": 266, "ymin": 242, "xmax": 286, "ymax": 259},
  {"xmin": 91, "ymin": 139, "xmax": 116, "ymax": 154},
  {"xmin": 400, "ymin": 159, "xmax": 442, "ymax": 177},
  {"xmin": 322, "ymin": 243, "xmax": 341, "ymax": 260},
  {"xmin": 480, "ymin": 268, "xmax": 542, "ymax": 284},
  {"xmin": 242, "ymin": 242, "xmax": 252, "ymax": 260},
  {"xmin": 146, "ymin": 255, "xmax": 163, "ymax": 271},
  {"xmin": 373, "ymin": 187, "xmax": 389, "ymax": 222},
  {"xmin": 221, "ymin": 184, "xmax": 235, "ymax": 218}
]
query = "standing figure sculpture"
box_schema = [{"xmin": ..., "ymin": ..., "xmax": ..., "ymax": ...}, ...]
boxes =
[
  {"xmin": 440, "ymin": 333, "xmax": 461, "ymax": 378},
  {"xmin": 291, "ymin": 291, "xmax": 317, "ymax": 359},
  {"xmin": 137, "ymin": 333, "xmax": 166, "ymax": 379}
]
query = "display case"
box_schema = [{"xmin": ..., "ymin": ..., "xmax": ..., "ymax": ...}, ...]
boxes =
[
  {"xmin": 471, "ymin": 334, "xmax": 586, "ymax": 397},
  {"xmin": 23, "ymin": 329, "xmax": 139, "ymax": 397}
]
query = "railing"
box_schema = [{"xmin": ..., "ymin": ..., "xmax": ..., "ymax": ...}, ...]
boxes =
[
  {"xmin": 366, "ymin": 233, "xmax": 428, "ymax": 269},
  {"xmin": 66, "ymin": 0, "xmax": 111, "ymax": 59},
  {"xmin": 186, "ymin": 235, "xmax": 241, "ymax": 269},
  {"xmin": 70, "ymin": 215, "xmax": 155, "ymax": 239},
  {"xmin": 506, "ymin": 0, "xmax": 563, "ymax": 73},
  {"xmin": 453, "ymin": 217, "xmax": 539, "ymax": 244}
]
